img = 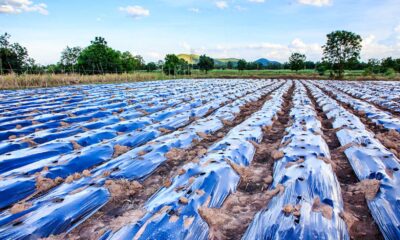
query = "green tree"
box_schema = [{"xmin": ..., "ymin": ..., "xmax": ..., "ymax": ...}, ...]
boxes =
[
  {"xmin": 120, "ymin": 52, "xmax": 144, "ymax": 72},
  {"xmin": 266, "ymin": 62, "xmax": 282, "ymax": 70},
  {"xmin": 381, "ymin": 57, "xmax": 399, "ymax": 72},
  {"xmin": 316, "ymin": 61, "xmax": 329, "ymax": 76},
  {"xmin": 0, "ymin": 33, "xmax": 30, "ymax": 74},
  {"xmin": 395, "ymin": 59, "xmax": 400, "ymax": 72},
  {"xmin": 77, "ymin": 37, "xmax": 122, "ymax": 74},
  {"xmin": 146, "ymin": 62, "xmax": 158, "ymax": 72},
  {"xmin": 304, "ymin": 61, "xmax": 316, "ymax": 69},
  {"xmin": 322, "ymin": 30, "xmax": 362, "ymax": 78},
  {"xmin": 163, "ymin": 54, "xmax": 190, "ymax": 75},
  {"xmin": 59, "ymin": 46, "xmax": 82, "ymax": 73},
  {"xmin": 365, "ymin": 59, "xmax": 381, "ymax": 74},
  {"xmin": 226, "ymin": 61, "xmax": 234, "ymax": 69},
  {"xmin": 237, "ymin": 59, "xmax": 247, "ymax": 71},
  {"xmin": 289, "ymin": 53, "xmax": 306, "ymax": 72},
  {"xmin": 198, "ymin": 55, "xmax": 214, "ymax": 73}
]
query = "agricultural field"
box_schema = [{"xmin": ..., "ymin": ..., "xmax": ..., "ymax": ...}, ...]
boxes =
[{"xmin": 0, "ymin": 79, "xmax": 399, "ymax": 240}]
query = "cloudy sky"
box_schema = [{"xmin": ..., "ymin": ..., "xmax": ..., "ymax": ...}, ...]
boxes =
[{"xmin": 1, "ymin": 0, "xmax": 400, "ymax": 64}]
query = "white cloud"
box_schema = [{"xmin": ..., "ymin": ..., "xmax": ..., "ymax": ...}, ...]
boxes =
[
  {"xmin": 215, "ymin": 1, "xmax": 228, "ymax": 9},
  {"xmin": 0, "ymin": 0, "xmax": 48, "ymax": 15},
  {"xmin": 188, "ymin": 7, "xmax": 200, "ymax": 13},
  {"xmin": 248, "ymin": 0, "xmax": 265, "ymax": 3},
  {"xmin": 362, "ymin": 34, "xmax": 400, "ymax": 60},
  {"xmin": 297, "ymin": 0, "xmax": 332, "ymax": 7},
  {"xmin": 119, "ymin": 5, "xmax": 150, "ymax": 19}
]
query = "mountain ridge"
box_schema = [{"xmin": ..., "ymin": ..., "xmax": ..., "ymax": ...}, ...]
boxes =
[{"xmin": 177, "ymin": 54, "xmax": 280, "ymax": 66}]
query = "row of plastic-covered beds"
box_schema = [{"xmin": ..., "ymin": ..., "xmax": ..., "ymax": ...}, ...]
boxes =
[
  {"xmin": 244, "ymin": 81, "xmax": 400, "ymax": 240},
  {"xmin": 0, "ymin": 79, "xmax": 400, "ymax": 239},
  {"xmin": 319, "ymin": 80, "xmax": 400, "ymax": 114},
  {"xmin": 0, "ymin": 79, "xmax": 285, "ymax": 239}
]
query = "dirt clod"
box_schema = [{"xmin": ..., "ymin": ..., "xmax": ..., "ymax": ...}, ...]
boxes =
[
  {"xmin": 311, "ymin": 197, "xmax": 333, "ymax": 220},
  {"xmin": 105, "ymin": 180, "xmax": 143, "ymax": 201},
  {"xmin": 10, "ymin": 202, "xmax": 32, "ymax": 214},
  {"xmin": 113, "ymin": 145, "xmax": 131, "ymax": 158},
  {"xmin": 347, "ymin": 179, "xmax": 381, "ymax": 200}
]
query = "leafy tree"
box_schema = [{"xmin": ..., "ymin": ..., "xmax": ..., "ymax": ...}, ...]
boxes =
[
  {"xmin": 0, "ymin": 33, "xmax": 30, "ymax": 74},
  {"xmin": 163, "ymin": 54, "xmax": 180, "ymax": 75},
  {"xmin": 163, "ymin": 54, "xmax": 190, "ymax": 75},
  {"xmin": 316, "ymin": 61, "xmax": 329, "ymax": 76},
  {"xmin": 146, "ymin": 62, "xmax": 158, "ymax": 72},
  {"xmin": 282, "ymin": 62, "xmax": 290, "ymax": 69},
  {"xmin": 226, "ymin": 61, "xmax": 234, "ymax": 69},
  {"xmin": 395, "ymin": 59, "xmax": 400, "ymax": 72},
  {"xmin": 178, "ymin": 59, "xmax": 191, "ymax": 75},
  {"xmin": 304, "ymin": 61, "xmax": 316, "ymax": 70},
  {"xmin": 237, "ymin": 59, "xmax": 247, "ymax": 71},
  {"xmin": 77, "ymin": 37, "xmax": 122, "ymax": 74},
  {"xmin": 59, "ymin": 46, "xmax": 82, "ymax": 73},
  {"xmin": 381, "ymin": 57, "xmax": 399, "ymax": 72},
  {"xmin": 289, "ymin": 53, "xmax": 306, "ymax": 72},
  {"xmin": 46, "ymin": 64, "xmax": 63, "ymax": 74},
  {"xmin": 365, "ymin": 59, "xmax": 381, "ymax": 74},
  {"xmin": 266, "ymin": 62, "xmax": 282, "ymax": 70},
  {"xmin": 198, "ymin": 55, "xmax": 214, "ymax": 73},
  {"xmin": 322, "ymin": 30, "xmax": 362, "ymax": 78},
  {"xmin": 120, "ymin": 52, "xmax": 144, "ymax": 72},
  {"xmin": 246, "ymin": 62, "xmax": 258, "ymax": 70}
]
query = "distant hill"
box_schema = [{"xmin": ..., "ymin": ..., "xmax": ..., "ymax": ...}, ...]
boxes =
[
  {"xmin": 255, "ymin": 58, "xmax": 281, "ymax": 66},
  {"xmin": 177, "ymin": 54, "xmax": 200, "ymax": 64},
  {"xmin": 177, "ymin": 54, "xmax": 278, "ymax": 67}
]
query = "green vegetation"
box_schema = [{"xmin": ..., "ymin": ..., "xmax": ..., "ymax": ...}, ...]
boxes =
[
  {"xmin": 289, "ymin": 53, "xmax": 306, "ymax": 72},
  {"xmin": 0, "ymin": 33, "xmax": 36, "ymax": 74},
  {"xmin": 237, "ymin": 59, "xmax": 247, "ymax": 71},
  {"xmin": 163, "ymin": 54, "xmax": 191, "ymax": 75},
  {"xmin": 323, "ymin": 30, "xmax": 362, "ymax": 78},
  {"xmin": 198, "ymin": 55, "xmax": 214, "ymax": 73},
  {"xmin": 1, "ymin": 30, "xmax": 400, "ymax": 89}
]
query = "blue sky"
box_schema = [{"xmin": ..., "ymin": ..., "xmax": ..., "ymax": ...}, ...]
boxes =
[{"xmin": 1, "ymin": 0, "xmax": 400, "ymax": 64}]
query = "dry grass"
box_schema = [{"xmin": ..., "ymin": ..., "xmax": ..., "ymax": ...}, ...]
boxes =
[
  {"xmin": 0, "ymin": 72, "xmax": 168, "ymax": 90},
  {"xmin": 1, "ymin": 70, "xmax": 399, "ymax": 90}
]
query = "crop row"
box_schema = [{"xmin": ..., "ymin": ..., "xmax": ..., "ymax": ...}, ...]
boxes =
[
  {"xmin": 307, "ymin": 81, "xmax": 400, "ymax": 240},
  {"xmin": 103, "ymin": 81, "xmax": 292, "ymax": 239},
  {"xmin": 244, "ymin": 81, "xmax": 348, "ymax": 239},
  {"xmin": 0, "ymin": 79, "xmax": 284, "ymax": 239},
  {"xmin": 0, "ymin": 79, "xmax": 399, "ymax": 240}
]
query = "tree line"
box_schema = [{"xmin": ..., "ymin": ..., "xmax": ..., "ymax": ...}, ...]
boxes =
[{"xmin": 1, "ymin": 31, "xmax": 400, "ymax": 78}]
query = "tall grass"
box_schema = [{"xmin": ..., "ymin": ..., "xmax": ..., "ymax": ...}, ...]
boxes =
[
  {"xmin": 1, "ymin": 70, "xmax": 399, "ymax": 90},
  {"xmin": 0, "ymin": 72, "xmax": 168, "ymax": 90}
]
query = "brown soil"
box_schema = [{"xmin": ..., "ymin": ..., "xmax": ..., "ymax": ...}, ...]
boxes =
[
  {"xmin": 67, "ymin": 83, "xmax": 285, "ymax": 240},
  {"xmin": 198, "ymin": 83, "xmax": 294, "ymax": 239},
  {"xmin": 305, "ymin": 83, "xmax": 383, "ymax": 240}
]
